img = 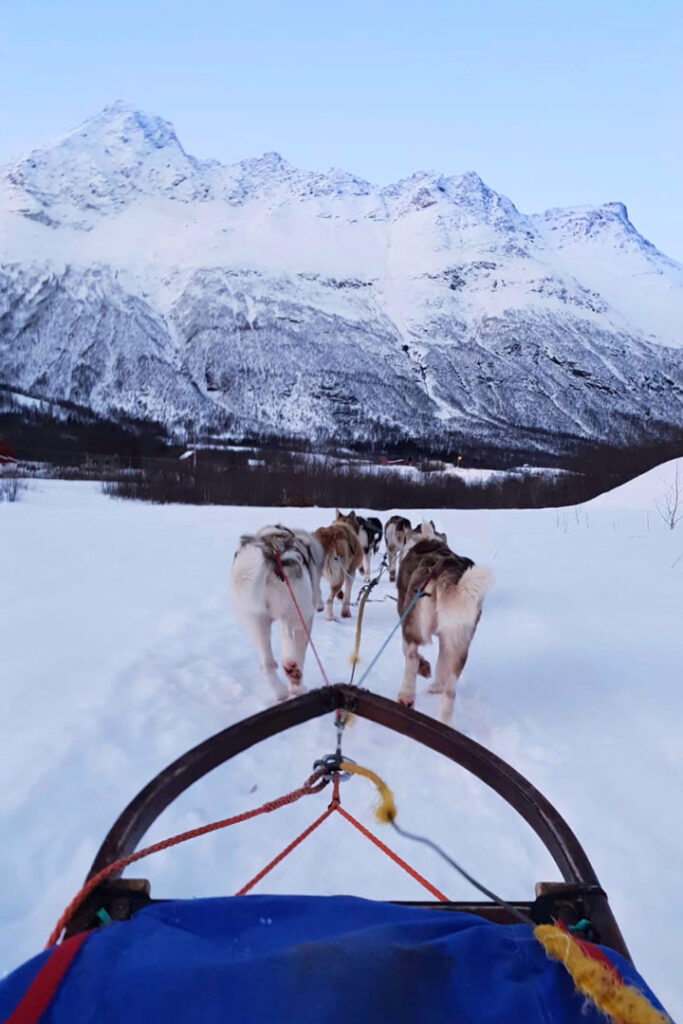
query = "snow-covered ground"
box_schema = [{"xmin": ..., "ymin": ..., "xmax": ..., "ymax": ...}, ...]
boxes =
[{"xmin": 2, "ymin": 463, "xmax": 682, "ymax": 1017}]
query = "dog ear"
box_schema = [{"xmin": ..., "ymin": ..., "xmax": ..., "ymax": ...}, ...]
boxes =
[
  {"xmin": 421, "ymin": 519, "xmax": 434, "ymax": 538},
  {"xmin": 335, "ymin": 507, "xmax": 341, "ymax": 518}
]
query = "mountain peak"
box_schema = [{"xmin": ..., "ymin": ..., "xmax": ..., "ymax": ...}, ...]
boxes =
[
  {"xmin": 71, "ymin": 102, "xmax": 184, "ymax": 154},
  {"xmin": 538, "ymin": 200, "xmax": 638, "ymax": 243},
  {"xmin": 3, "ymin": 102, "xmax": 205, "ymax": 222},
  {"xmin": 240, "ymin": 150, "xmax": 289, "ymax": 170},
  {"xmin": 601, "ymin": 200, "xmax": 628, "ymax": 220}
]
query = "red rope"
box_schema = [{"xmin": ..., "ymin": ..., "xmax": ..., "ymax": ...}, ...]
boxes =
[
  {"xmin": 334, "ymin": 805, "xmax": 448, "ymax": 902},
  {"xmin": 46, "ymin": 771, "xmax": 327, "ymax": 948},
  {"xmin": 273, "ymin": 550, "xmax": 332, "ymax": 687},
  {"xmin": 236, "ymin": 776, "xmax": 342, "ymax": 895},
  {"xmin": 236, "ymin": 805, "xmax": 337, "ymax": 895},
  {"xmin": 237, "ymin": 776, "xmax": 448, "ymax": 903}
]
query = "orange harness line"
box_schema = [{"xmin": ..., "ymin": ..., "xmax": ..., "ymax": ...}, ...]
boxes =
[
  {"xmin": 46, "ymin": 770, "xmax": 328, "ymax": 948},
  {"xmin": 48, "ymin": 772, "xmax": 446, "ymax": 949},
  {"xmin": 237, "ymin": 775, "xmax": 448, "ymax": 902}
]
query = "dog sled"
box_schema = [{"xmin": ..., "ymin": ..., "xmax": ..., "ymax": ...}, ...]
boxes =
[{"xmin": 0, "ymin": 685, "xmax": 670, "ymax": 1023}]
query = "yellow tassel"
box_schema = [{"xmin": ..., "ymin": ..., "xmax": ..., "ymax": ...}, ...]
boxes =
[
  {"xmin": 339, "ymin": 761, "xmax": 397, "ymax": 823},
  {"xmin": 534, "ymin": 925, "xmax": 670, "ymax": 1024}
]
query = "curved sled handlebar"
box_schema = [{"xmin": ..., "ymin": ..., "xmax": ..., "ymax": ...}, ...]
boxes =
[{"xmin": 90, "ymin": 685, "xmax": 598, "ymax": 887}]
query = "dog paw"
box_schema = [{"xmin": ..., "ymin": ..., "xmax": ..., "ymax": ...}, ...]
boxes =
[
  {"xmin": 389, "ymin": 573, "xmax": 396, "ymax": 583},
  {"xmin": 341, "ymin": 607, "xmax": 352, "ymax": 618},
  {"xmin": 427, "ymin": 679, "xmax": 446, "ymax": 694},
  {"xmin": 397, "ymin": 693, "xmax": 415, "ymax": 708},
  {"xmin": 417, "ymin": 656, "xmax": 431, "ymax": 678},
  {"xmin": 283, "ymin": 660, "xmax": 302, "ymax": 684},
  {"xmin": 316, "ymin": 603, "xmax": 324, "ymax": 613}
]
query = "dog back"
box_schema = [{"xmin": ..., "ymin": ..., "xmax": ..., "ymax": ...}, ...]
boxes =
[
  {"xmin": 315, "ymin": 522, "xmax": 362, "ymax": 563},
  {"xmin": 397, "ymin": 539, "xmax": 474, "ymax": 616},
  {"xmin": 234, "ymin": 525, "xmax": 323, "ymax": 584}
]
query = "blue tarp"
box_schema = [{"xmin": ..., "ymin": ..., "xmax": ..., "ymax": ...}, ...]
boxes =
[{"xmin": 0, "ymin": 895, "xmax": 669, "ymax": 1023}]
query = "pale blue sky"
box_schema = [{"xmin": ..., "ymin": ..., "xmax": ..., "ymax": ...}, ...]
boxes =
[{"xmin": 2, "ymin": 0, "xmax": 681, "ymax": 258}]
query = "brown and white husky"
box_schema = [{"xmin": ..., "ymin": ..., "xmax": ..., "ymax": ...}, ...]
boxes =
[
  {"xmin": 314, "ymin": 516, "xmax": 363, "ymax": 620},
  {"xmin": 230, "ymin": 525, "xmax": 324, "ymax": 701},
  {"xmin": 384, "ymin": 515, "xmax": 412, "ymax": 582},
  {"xmin": 396, "ymin": 521, "xmax": 492, "ymax": 722}
]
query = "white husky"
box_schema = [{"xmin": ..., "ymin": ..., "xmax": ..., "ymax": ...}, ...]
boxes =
[{"xmin": 230, "ymin": 525, "xmax": 324, "ymax": 701}]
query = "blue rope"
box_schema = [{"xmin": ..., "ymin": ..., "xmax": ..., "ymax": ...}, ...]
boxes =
[
  {"xmin": 335, "ymin": 554, "xmax": 356, "ymax": 583},
  {"xmin": 354, "ymin": 583, "xmax": 428, "ymax": 690}
]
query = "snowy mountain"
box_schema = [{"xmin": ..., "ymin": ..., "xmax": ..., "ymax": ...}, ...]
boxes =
[{"xmin": 1, "ymin": 101, "xmax": 682, "ymax": 457}]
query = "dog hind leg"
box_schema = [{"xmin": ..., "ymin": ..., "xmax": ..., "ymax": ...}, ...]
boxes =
[
  {"xmin": 279, "ymin": 617, "xmax": 309, "ymax": 693},
  {"xmin": 436, "ymin": 627, "xmax": 473, "ymax": 723},
  {"xmin": 398, "ymin": 639, "xmax": 421, "ymax": 707},
  {"xmin": 428, "ymin": 641, "xmax": 451, "ymax": 694},
  {"xmin": 244, "ymin": 612, "xmax": 288, "ymax": 702},
  {"xmin": 341, "ymin": 571, "xmax": 353, "ymax": 618},
  {"xmin": 325, "ymin": 582, "xmax": 340, "ymax": 621}
]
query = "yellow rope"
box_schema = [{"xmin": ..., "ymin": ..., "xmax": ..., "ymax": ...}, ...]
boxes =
[
  {"xmin": 339, "ymin": 761, "xmax": 397, "ymax": 823},
  {"xmin": 336, "ymin": 764, "xmax": 668, "ymax": 1023},
  {"xmin": 349, "ymin": 585, "xmax": 372, "ymax": 668},
  {"xmin": 535, "ymin": 925, "xmax": 670, "ymax": 1024}
]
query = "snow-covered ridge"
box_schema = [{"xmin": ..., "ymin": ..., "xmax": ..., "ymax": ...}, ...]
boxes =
[
  {"xmin": 0, "ymin": 102, "xmax": 646, "ymax": 238},
  {"xmin": 1, "ymin": 103, "xmax": 682, "ymax": 453}
]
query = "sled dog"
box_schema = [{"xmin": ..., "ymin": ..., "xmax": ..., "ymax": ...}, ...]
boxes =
[
  {"xmin": 230, "ymin": 525, "xmax": 324, "ymax": 701},
  {"xmin": 402, "ymin": 519, "xmax": 448, "ymax": 554},
  {"xmin": 396, "ymin": 521, "xmax": 491, "ymax": 722},
  {"xmin": 335, "ymin": 509, "xmax": 383, "ymax": 581},
  {"xmin": 314, "ymin": 516, "xmax": 363, "ymax": 620},
  {"xmin": 384, "ymin": 515, "xmax": 412, "ymax": 582}
]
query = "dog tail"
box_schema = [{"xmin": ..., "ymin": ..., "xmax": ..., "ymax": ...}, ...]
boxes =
[
  {"xmin": 456, "ymin": 565, "xmax": 493, "ymax": 607},
  {"xmin": 230, "ymin": 542, "xmax": 268, "ymax": 606},
  {"xmin": 437, "ymin": 565, "xmax": 493, "ymax": 628},
  {"xmin": 323, "ymin": 548, "xmax": 343, "ymax": 585}
]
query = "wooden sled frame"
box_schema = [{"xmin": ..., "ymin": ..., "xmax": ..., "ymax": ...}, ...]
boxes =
[{"xmin": 73, "ymin": 685, "xmax": 630, "ymax": 959}]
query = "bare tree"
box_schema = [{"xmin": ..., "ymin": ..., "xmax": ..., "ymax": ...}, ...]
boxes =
[
  {"xmin": 0, "ymin": 467, "xmax": 28, "ymax": 503},
  {"xmin": 655, "ymin": 463, "xmax": 682, "ymax": 530}
]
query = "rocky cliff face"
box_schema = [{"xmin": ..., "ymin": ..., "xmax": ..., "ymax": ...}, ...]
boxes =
[{"xmin": 2, "ymin": 102, "xmax": 681, "ymax": 457}]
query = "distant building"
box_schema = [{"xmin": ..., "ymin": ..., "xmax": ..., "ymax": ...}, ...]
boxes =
[{"xmin": 0, "ymin": 441, "xmax": 17, "ymax": 464}]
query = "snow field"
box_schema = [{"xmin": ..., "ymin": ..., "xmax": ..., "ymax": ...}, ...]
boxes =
[{"xmin": 1, "ymin": 463, "xmax": 682, "ymax": 1017}]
